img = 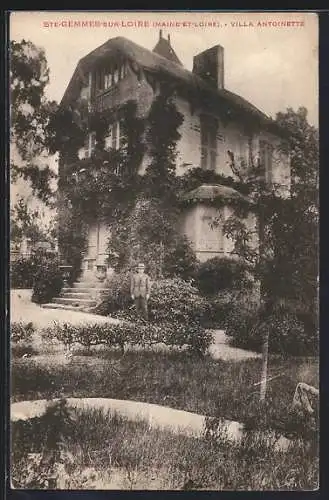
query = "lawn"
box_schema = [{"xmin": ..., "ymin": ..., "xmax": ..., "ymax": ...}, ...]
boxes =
[
  {"xmin": 11, "ymin": 401, "xmax": 319, "ymax": 490},
  {"xmin": 11, "ymin": 349, "xmax": 318, "ymax": 437}
]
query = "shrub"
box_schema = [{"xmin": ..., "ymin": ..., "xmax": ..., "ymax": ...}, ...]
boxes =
[
  {"xmin": 11, "ymin": 321, "xmax": 35, "ymax": 344},
  {"xmin": 42, "ymin": 317, "xmax": 213, "ymax": 356},
  {"xmin": 225, "ymin": 302, "xmax": 315, "ymax": 356},
  {"xmin": 93, "ymin": 272, "xmax": 132, "ymax": 316},
  {"xmin": 195, "ymin": 257, "xmax": 252, "ymax": 296},
  {"xmin": 148, "ymin": 278, "xmax": 208, "ymax": 325},
  {"xmin": 163, "ymin": 236, "xmax": 198, "ymax": 281},
  {"xmin": 31, "ymin": 251, "xmax": 63, "ymax": 304},
  {"xmin": 11, "ymin": 255, "xmax": 39, "ymax": 289},
  {"xmin": 97, "ymin": 276, "xmax": 210, "ymax": 326},
  {"xmin": 257, "ymin": 309, "xmax": 314, "ymax": 356},
  {"xmin": 205, "ymin": 289, "xmax": 259, "ymax": 329},
  {"xmin": 11, "ymin": 321, "xmax": 37, "ymax": 358}
]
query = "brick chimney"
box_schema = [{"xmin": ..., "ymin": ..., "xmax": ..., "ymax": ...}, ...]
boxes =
[{"xmin": 192, "ymin": 45, "xmax": 224, "ymax": 89}]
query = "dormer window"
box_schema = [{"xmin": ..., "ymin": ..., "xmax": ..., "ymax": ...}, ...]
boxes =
[
  {"xmin": 95, "ymin": 61, "xmax": 127, "ymax": 93},
  {"xmin": 104, "ymin": 72, "xmax": 112, "ymax": 89},
  {"xmin": 113, "ymin": 68, "xmax": 119, "ymax": 85}
]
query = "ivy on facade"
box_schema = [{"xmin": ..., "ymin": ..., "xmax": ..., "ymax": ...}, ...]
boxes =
[{"xmin": 55, "ymin": 89, "xmax": 261, "ymax": 277}]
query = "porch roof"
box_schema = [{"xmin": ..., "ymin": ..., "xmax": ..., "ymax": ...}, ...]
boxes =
[{"xmin": 181, "ymin": 183, "xmax": 251, "ymax": 204}]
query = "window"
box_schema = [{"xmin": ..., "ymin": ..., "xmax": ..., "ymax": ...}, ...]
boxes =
[
  {"xmin": 200, "ymin": 115, "xmax": 218, "ymax": 170},
  {"xmin": 197, "ymin": 213, "xmax": 224, "ymax": 253},
  {"xmin": 104, "ymin": 71, "xmax": 112, "ymax": 89},
  {"xmin": 106, "ymin": 121, "xmax": 126, "ymax": 151},
  {"xmin": 82, "ymin": 132, "xmax": 96, "ymax": 158},
  {"xmin": 95, "ymin": 61, "xmax": 127, "ymax": 93},
  {"xmin": 259, "ymin": 140, "xmax": 273, "ymax": 185}
]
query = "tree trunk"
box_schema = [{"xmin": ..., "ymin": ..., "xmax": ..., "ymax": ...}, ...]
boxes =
[
  {"xmin": 258, "ymin": 196, "xmax": 269, "ymax": 402},
  {"xmin": 159, "ymin": 241, "xmax": 164, "ymax": 279},
  {"xmin": 260, "ymin": 329, "xmax": 269, "ymax": 401}
]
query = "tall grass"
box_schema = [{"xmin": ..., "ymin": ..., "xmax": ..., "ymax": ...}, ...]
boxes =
[
  {"xmin": 12, "ymin": 351, "xmax": 318, "ymax": 431},
  {"xmin": 11, "ymin": 403, "xmax": 318, "ymax": 490}
]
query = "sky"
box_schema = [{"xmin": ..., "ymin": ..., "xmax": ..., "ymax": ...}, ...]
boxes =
[{"xmin": 10, "ymin": 11, "xmax": 318, "ymax": 126}]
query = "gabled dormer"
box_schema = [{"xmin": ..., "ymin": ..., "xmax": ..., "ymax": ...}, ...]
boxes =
[{"xmin": 152, "ymin": 30, "xmax": 183, "ymax": 66}]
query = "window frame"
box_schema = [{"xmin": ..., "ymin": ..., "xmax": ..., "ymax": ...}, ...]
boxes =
[
  {"xmin": 200, "ymin": 114, "xmax": 218, "ymax": 171},
  {"xmin": 83, "ymin": 131, "xmax": 96, "ymax": 158},
  {"xmin": 259, "ymin": 139, "xmax": 274, "ymax": 185}
]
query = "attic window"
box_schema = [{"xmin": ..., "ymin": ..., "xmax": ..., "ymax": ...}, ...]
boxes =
[{"xmin": 96, "ymin": 61, "xmax": 127, "ymax": 92}]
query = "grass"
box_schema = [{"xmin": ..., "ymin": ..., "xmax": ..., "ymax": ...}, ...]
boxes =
[
  {"xmin": 11, "ymin": 402, "xmax": 319, "ymax": 490},
  {"xmin": 11, "ymin": 350, "xmax": 318, "ymax": 437}
]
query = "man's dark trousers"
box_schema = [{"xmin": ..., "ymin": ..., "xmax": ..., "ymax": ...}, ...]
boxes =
[{"xmin": 134, "ymin": 296, "xmax": 148, "ymax": 320}]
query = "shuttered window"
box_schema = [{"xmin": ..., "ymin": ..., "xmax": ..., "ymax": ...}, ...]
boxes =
[
  {"xmin": 259, "ymin": 140, "xmax": 273, "ymax": 185},
  {"xmin": 200, "ymin": 115, "xmax": 218, "ymax": 170},
  {"xmin": 82, "ymin": 132, "xmax": 96, "ymax": 158}
]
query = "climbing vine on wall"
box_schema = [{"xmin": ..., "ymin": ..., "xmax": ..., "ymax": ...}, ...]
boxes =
[
  {"xmin": 55, "ymin": 87, "xmax": 258, "ymax": 278},
  {"xmin": 54, "ymin": 99, "xmax": 146, "ymax": 274}
]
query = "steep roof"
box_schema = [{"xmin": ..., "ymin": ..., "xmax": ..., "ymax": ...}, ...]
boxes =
[{"xmin": 60, "ymin": 36, "xmax": 289, "ymax": 138}]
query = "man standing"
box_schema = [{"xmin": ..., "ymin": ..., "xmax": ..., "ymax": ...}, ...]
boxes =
[{"xmin": 130, "ymin": 263, "xmax": 151, "ymax": 320}]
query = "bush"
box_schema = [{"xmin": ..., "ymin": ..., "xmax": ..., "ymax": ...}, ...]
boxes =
[
  {"xmin": 31, "ymin": 251, "xmax": 63, "ymax": 304},
  {"xmin": 97, "ymin": 276, "xmax": 210, "ymax": 326},
  {"xmin": 163, "ymin": 236, "xmax": 198, "ymax": 281},
  {"xmin": 11, "ymin": 321, "xmax": 37, "ymax": 358},
  {"xmin": 206, "ymin": 289, "xmax": 259, "ymax": 329},
  {"xmin": 42, "ymin": 317, "xmax": 213, "ymax": 356},
  {"xmin": 195, "ymin": 257, "xmax": 252, "ymax": 296},
  {"xmin": 11, "ymin": 321, "xmax": 35, "ymax": 344},
  {"xmin": 93, "ymin": 272, "xmax": 132, "ymax": 316},
  {"xmin": 11, "ymin": 255, "xmax": 39, "ymax": 289},
  {"xmin": 225, "ymin": 302, "xmax": 315, "ymax": 356},
  {"xmin": 148, "ymin": 278, "xmax": 209, "ymax": 325}
]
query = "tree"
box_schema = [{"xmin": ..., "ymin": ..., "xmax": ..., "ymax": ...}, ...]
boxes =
[
  {"xmin": 215, "ymin": 107, "xmax": 318, "ymax": 398},
  {"xmin": 10, "ymin": 39, "xmax": 58, "ymax": 205},
  {"xmin": 10, "ymin": 197, "xmax": 57, "ymax": 249}
]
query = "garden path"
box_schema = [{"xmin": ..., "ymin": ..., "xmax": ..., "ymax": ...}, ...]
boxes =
[{"xmin": 11, "ymin": 289, "xmax": 261, "ymax": 361}]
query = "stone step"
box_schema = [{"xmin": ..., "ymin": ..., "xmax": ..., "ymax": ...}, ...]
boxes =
[
  {"xmin": 41, "ymin": 303, "xmax": 87, "ymax": 311},
  {"xmin": 73, "ymin": 282, "xmax": 107, "ymax": 289},
  {"xmin": 61, "ymin": 291, "xmax": 92, "ymax": 299},
  {"xmin": 52, "ymin": 297, "xmax": 97, "ymax": 307}
]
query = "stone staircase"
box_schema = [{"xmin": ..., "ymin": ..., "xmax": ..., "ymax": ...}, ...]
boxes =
[{"xmin": 41, "ymin": 278, "xmax": 109, "ymax": 312}]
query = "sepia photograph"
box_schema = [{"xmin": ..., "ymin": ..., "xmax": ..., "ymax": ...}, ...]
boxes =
[{"xmin": 9, "ymin": 11, "xmax": 319, "ymax": 490}]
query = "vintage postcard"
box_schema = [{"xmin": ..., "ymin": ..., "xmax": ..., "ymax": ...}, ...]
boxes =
[{"xmin": 9, "ymin": 11, "xmax": 319, "ymax": 491}]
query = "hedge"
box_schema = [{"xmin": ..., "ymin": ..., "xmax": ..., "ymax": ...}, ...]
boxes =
[{"xmin": 42, "ymin": 319, "xmax": 213, "ymax": 355}]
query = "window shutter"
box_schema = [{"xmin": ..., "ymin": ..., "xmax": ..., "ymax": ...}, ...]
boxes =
[
  {"xmin": 113, "ymin": 68, "xmax": 119, "ymax": 84},
  {"xmin": 200, "ymin": 115, "xmax": 217, "ymax": 170},
  {"xmin": 119, "ymin": 121, "xmax": 126, "ymax": 148},
  {"xmin": 90, "ymin": 132, "xmax": 96, "ymax": 154},
  {"xmin": 200, "ymin": 117, "xmax": 208, "ymax": 169},
  {"xmin": 112, "ymin": 123, "xmax": 118, "ymax": 149}
]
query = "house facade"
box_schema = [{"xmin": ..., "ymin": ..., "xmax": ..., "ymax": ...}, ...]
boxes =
[{"xmin": 60, "ymin": 31, "xmax": 290, "ymax": 280}]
